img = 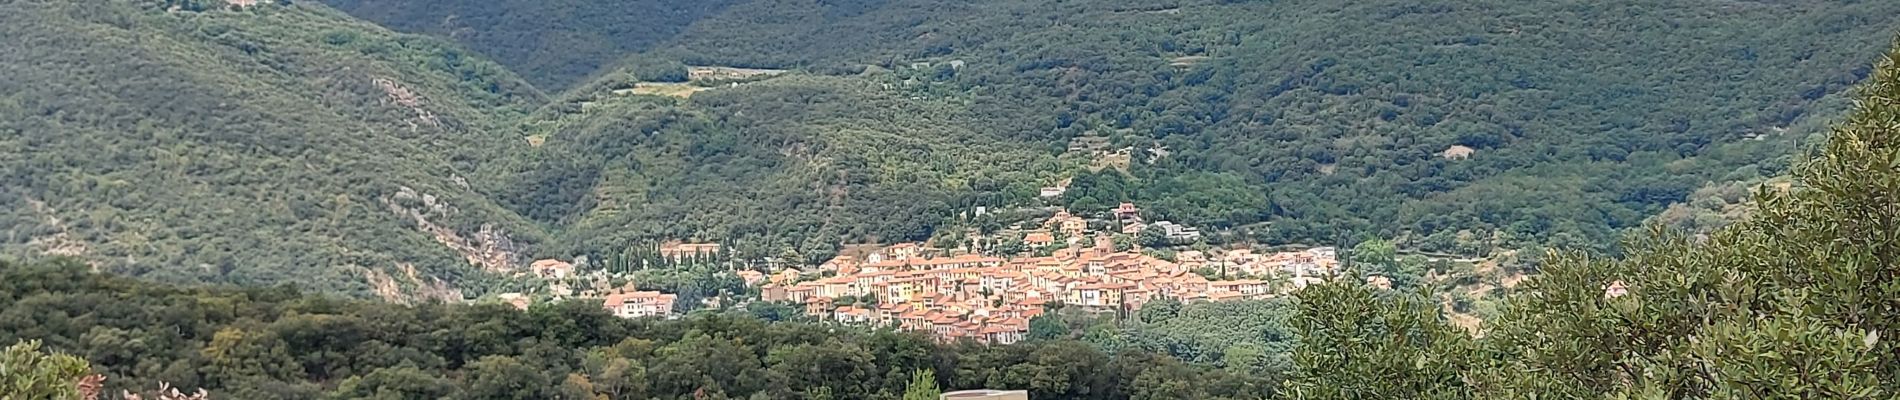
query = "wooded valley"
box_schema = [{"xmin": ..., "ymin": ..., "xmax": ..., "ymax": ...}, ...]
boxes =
[
  {"xmin": 6, "ymin": 0, "xmax": 1900, "ymax": 398},
  {"xmin": 7, "ymin": 0, "xmax": 1896, "ymax": 297}
]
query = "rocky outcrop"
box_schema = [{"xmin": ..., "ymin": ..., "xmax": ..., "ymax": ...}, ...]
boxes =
[
  {"xmin": 24, "ymin": 198, "xmax": 90, "ymax": 262},
  {"xmin": 380, "ymin": 186, "xmax": 523, "ymax": 273},
  {"xmin": 363, "ymin": 263, "xmax": 465, "ymax": 304},
  {"xmin": 373, "ymin": 76, "xmax": 441, "ymax": 129}
]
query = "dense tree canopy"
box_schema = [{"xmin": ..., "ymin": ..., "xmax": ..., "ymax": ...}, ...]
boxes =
[
  {"xmin": 504, "ymin": 74, "xmax": 1062, "ymax": 259},
  {"xmin": 1292, "ymin": 41, "xmax": 1900, "ymax": 399},
  {"xmin": 0, "ymin": 0, "xmax": 547, "ymax": 296},
  {"xmin": 328, "ymin": 0, "xmax": 1900, "ymax": 258},
  {"xmin": 0, "ymin": 259, "xmax": 1272, "ymax": 399},
  {"xmin": 1, "ymin": 340, "xmax": 93, "ymax": 399}
]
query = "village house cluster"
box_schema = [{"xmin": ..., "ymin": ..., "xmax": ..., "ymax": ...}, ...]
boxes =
[
  {"xmin": 603, "ymin": 288, "xmax": 678, "ymax": 318},
  {"xmin": 500, "ymin": 242, "xmax": 724, "ymax": 313},
  {"xmin": 760, "ymin": 235, "xmax": 1338, "ymax": 344},
  {"xmin": 505, "ymin": 208, "xmax": 1339, "ymax": 345}
]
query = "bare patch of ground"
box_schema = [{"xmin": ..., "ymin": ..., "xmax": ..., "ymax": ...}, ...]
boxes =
[
  {"xmin": 1062, "ymin": 134, "xmax": 1133, "ymax": 172},
  {"xmin": 1091, "ymin": 148, "xmax": 1133, "ymax": 172},
  {"xmin": 1441, "ymin": 145, "xmax": 1475, "ymax": 160},
  {"xmin": 24, "ymin": 198, "xmax": 88, "ymax": 259},
  {"xmin": 614, "ymin": 82, "xmax": 712, "ymax": 98},
  {"xmin": 1443, "ymin": 300, "xmax": 1485, "ymax": 336},
  {"xmin": 610, "ymin": 66, "xmax": 787, "ymax": 98},
  {"xmin": 1169, "ymin": 56, "xmax": 1210, "ymax": 67},
  {"xmin": 1501, "ymin": 273, "xmax": 1529, "ymax": 288}
]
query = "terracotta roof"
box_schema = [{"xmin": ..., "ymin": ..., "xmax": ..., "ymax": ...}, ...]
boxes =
[{"xmin": 602, "ymin": 291, "xmax": 675, "ymax": 307}]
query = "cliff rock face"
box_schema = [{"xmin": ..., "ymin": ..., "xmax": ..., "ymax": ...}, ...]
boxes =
[
  {"xmin": 381, "ymin": 186, "xmax": 523, "ymax": 274},
  {"xmin": 373, "ymin": 76, "xmax": 441, "ymax": 130},
  {"xmin": 363, "ymin": 262, "xmax": 465, "ymax": 304}
]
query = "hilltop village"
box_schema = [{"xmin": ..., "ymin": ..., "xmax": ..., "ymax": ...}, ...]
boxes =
[
  {"xmin": 506, "ymin": 204, "xmax": 1341, "ymax": 344},
  {"xmin": 768, "ymin": 241, "xmax": 1338, "ymax": 344}
]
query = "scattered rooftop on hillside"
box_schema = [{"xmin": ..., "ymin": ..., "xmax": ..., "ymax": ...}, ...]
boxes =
[
  {"xmin": 529, "ymin": 259, "xmax": 574, "ymax": 279},
  {"xmin": 603, "ymin": 288, "xmax": 677, "ymax": 319},
  {"xmin": 768, "ymin": 221, "xmax": 1340, "ymax": 343}
]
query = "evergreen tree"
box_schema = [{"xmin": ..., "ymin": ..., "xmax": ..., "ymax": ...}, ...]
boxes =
[
  {"xmin": 902, "ymin": 369, "xmax": 941, "ymax": 400},
  {"xmin": 1028, "ymin": 314, "xmax": 1070, "ymax": 340},
  {"xmin": 0, "ymin": 340, "xmax": 92, "ymax": 399},
  {"xmin": 1288, "ymin": 285, "xmax": 1476, "ymax": 399}
]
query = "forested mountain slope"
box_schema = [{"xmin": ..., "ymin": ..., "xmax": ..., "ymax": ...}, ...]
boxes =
[
  {"xmin": 1291, "ymin": 39, "xmax": 1900, "ymax": 399},
  {"xmin": 6, "ymin": 0, "xmax": 1900, "ymax": 295},
  {"xmin": 331, "ymin": 0, "xmax": 1900, "ymax": 257},
  {"xmin": 0, "ymin": 0, "xmax": 547, "ymax": 296},
  {"xmin": 504, "ymin": 69, "xmax": 1065, "ymax": 261},
  {"xmin": 318, "ymin": 0, "xmax": 751, "ymax": 89}
]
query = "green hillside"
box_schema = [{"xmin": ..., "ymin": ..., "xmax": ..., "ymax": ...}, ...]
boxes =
[
  {"xmin": 0, "ymin": 0, "xmax": 547, "ymax": 297},
  {"xmin": 6, "ymin": 0, "xmax": 1900, "ymax": 295},
  {"xmin": 661, "ymin": 0, "xmax": 1899, "ymax": 255},
  {"xmin": 318, "ymin": 0, "xmax": 751, "ymax": 89},
  {"xmin": 503, "ymin": 69, "xmax": 1064, "ymax": 261},
  {"xmin": 1289, "ymin": 40, "xmax": 1900, "ymax": 399},
  {"xmin": 336, "ymin": 0, "xmax": 1900, "ymax": 255}
]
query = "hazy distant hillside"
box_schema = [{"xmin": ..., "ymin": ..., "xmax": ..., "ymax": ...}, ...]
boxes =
[{"xmin": 0, "ymin": 0, "xmax": 547, "ymax": 296}]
